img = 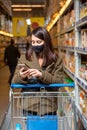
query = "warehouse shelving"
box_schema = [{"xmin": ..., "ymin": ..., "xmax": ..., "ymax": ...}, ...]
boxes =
[
  {"xmin": 63, "ymin": 66, "xmax": 75, "ymax": 81},
  {"xmin": 76, "ymin": 16, "xmax": 87, "ymax": 27},
  {"xmin": 0, "ymin": 33, "xmax": 12, "ymax": 68},
  {"xmin": 0, "ymin": 0, "xmax": 13, "ymax": 68},
  {"xmin": 68, "ymin": 1, "xmax": 87, "ymax": 128},
  {"xmin": 47, "ymin": 0, "xmax": 87, "ymax": 129},
  {"xmin": 75, "ymin": 105, "xmax": 87, "ymax": 129}
]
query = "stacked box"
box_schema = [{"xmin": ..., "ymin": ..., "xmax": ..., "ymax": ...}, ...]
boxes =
[{"xmin": 81, "ymin": 29, "xmax": 87, "ymax": 47}]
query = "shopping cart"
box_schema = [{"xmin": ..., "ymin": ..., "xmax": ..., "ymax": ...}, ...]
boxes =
[{"xmin": 8, "ymin": 83, "xmax": 75, "ymax": 130}]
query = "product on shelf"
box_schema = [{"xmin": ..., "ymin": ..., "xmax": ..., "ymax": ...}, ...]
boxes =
[
  {"xmin": 70, "ymin": 10, "xmax": 75, "ymax": 26},
  {"xmin": 62, "ymin": 51, "xmax": 75, "ymax": 73},
  {"xmin": 68, "ymin": 53, "xmax": 75, "ymax": 73},
  {"xmin": 63, "ymin": 76, "xmax": 74, "ymax": 93},
  {"xmin": 62, "ymin": 51, "xmax": 67, "ymax": 66},
  {"xmin": 81, "ymin": 29, "xmax": 87, "ymax": 47},
  {"xmin": 0, "ymin": 34, "xmax": 11, "ymax": 68},
  {"xmin": 64, "ymin": 32, "xmax": 75, "ymax": 47},
  {"xmin": 80, "ymin": 2, "xmax": 87, "ymax": 19},
  {"xmin": 59, "ymin": 9, "xmax": 75, "ymax": 32},
  {"xmin": 79, "ymin": 64, "xmax": 87, "ymax": 81},
  {"xmin": 79, "ymin": 90, "xmax": 87, "ymax": 117},
  {"xmin": 79, "ymin": 64, "xmax": 86, "ymax": 79}
]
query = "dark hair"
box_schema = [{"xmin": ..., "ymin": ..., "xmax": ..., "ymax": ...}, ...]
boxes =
[
  {"xmin": 26, "ymin": 26, "xmax": 58, "ymax": 66},
  {"xmin": 10, "ymin": 38, "xmax": 15, "ymax": 45}
]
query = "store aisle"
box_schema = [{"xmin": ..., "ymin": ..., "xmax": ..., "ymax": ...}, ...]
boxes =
[{"xmin": 0, "ymin": 66, "xmax": 10, "ymax": 126}]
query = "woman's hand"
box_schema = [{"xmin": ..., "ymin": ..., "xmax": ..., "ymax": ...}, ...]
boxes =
[
  {"xmin": 19, "ymin": 68, "xmax": 42, "ymax": 80},
  {"xmin": 19, "ymin": 67, "xmax": 30, "ymax": 79},
  {"xmin": 29, "ymin": 69, "xmax": 42, "ymax": 78}
]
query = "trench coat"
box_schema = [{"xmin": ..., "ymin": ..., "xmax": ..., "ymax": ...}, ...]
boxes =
[{"xmin": 12, "ymin": 52, "xmax": 64, "ymax": 115}]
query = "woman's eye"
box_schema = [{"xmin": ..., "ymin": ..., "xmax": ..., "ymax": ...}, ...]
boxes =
[
  {"xmin": 32, "ymin": 41, "xmax": 35, "ymax": 44},
  {"xmin": 32, "ymin": 40, "xmax": 43, "ymax": 44},
  {"xmin": 37, "ymin": 40, "xmax": 42, "ymax": 44}
]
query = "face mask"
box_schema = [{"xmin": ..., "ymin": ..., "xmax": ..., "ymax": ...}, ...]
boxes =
[{"xmin": 32, "ymin": 44, "xmax": 44, "ymax": 54}]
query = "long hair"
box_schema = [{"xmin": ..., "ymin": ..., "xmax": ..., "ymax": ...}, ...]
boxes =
[{"xmin": 26, "ymin": 27, "xmax": 58, "ymax": 66}]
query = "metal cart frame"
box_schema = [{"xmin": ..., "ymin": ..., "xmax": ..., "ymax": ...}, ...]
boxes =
[{"xmin": 1, "ymin": 83, "xmax": 76, "ymax": 130}]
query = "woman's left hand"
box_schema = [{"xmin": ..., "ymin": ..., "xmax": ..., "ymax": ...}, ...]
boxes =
[{"xmin": 29, "ymin": 69, "xmax": 42, "ymax": 78}]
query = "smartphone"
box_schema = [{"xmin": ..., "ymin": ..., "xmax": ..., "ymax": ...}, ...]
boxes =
[{"xmin": 18, "ymin": 64, "xmax": 29, "ymax": 70}]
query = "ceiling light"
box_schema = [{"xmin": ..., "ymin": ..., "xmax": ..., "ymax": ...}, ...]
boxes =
[
  {"xmin": 26, "ymin": 19, "xmax": 31, "ymax": 25},
  {"xmin": 12, "ymin": 4, "xmax": 45, "ymax": 8},
  {"xmin": 0, "ymin": 31, "xmax": 13, "ymax": 37},
  {"xmin": 13, "ymin": 8, "xmax": 32, "ymax": 11}
]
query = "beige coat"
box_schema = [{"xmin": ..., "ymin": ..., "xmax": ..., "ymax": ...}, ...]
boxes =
[{"xmin": 12, "ymin": 52, "xmax": 64, "ymax": 115}]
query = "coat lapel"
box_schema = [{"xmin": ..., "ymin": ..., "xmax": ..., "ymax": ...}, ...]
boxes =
[{"xmin": 25, "ymin": 52, "xmax": 41, "ymax": 70}]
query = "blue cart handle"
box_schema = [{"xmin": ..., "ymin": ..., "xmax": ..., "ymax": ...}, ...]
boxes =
[{"xmin": 11, "ymin": 83, "xmax": 74, "ymax": 89}]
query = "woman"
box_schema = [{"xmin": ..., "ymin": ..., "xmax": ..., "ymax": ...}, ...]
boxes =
[{"xmin": 12, "ymin": 26, "xmax": 64, "ymax": 116}]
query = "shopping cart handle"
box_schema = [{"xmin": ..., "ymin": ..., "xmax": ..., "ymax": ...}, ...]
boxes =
[{"xmin": 11, "ymin": 83, "xmax": 74, "ymax": 88}]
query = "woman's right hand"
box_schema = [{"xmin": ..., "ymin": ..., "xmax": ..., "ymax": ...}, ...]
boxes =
[{"xmin": 19, "ymin": 67, "xmax": 30, "ymax": 80}]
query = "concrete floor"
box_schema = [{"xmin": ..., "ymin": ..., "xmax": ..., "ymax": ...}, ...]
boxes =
[{"xmin": 0, "ymin": 66, "xmax": 10, "ymax": 126}]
